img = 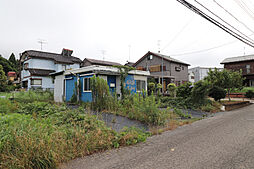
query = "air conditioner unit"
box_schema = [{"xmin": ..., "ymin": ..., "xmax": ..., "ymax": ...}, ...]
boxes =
[{"xmin": 175, "ymin": 67, "xmax": 181, "ymax": 71}]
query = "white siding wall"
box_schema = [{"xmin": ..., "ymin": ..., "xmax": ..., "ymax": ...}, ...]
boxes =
[
  {"xmin": 29, "ymin": 58, "xmax": 55, "ymax": 70},
  {"xmin": 54, "ymin": 75, "xmax": 64, "ymax": 102}
]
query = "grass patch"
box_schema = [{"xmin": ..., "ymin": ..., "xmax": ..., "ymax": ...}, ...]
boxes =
[
  {"xmin": 0, "ymin": 102, "xmax": 150, "ymax": 169},
  {"xmin": 233, "ymin": 87, "xmax": 254, "ymax": 93}
]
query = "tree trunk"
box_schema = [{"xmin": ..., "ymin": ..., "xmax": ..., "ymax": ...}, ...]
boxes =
[{"xmin": 228, "ymin": 89, "xmax": 231, "ymax": 101}]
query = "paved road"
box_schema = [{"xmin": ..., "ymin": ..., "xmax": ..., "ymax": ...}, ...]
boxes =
[{"xmin": 61, "ymin": 105, "xmax": 254, "ymax": 169}]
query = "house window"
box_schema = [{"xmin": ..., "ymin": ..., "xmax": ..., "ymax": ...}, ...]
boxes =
[
  {"xmin": 24, "ymin": 63, "xmax": 29, "ymax": 70},
  {"xmin": 147, "ymin": 55, "xmax": 153, "ymax": 60},
  {"xmin": 31, "ymin": 79, "xmax": 42, "ymax": 85},
  {"xmin": 246, "ymin": 65, "xmax": 250, "ymax": 74},
  {"xmin": 191, "ymin": 76, "xmax": 195, "ymax": 79},
  {"xmin": 182, "ymin": 66, "xmax": 184, "ymax": 70},
  {"xmin": 149, "ymin": 65, "xmax": 161, "ymax": 72},
  {"xmin": 136, "ymin": 80, "xmax": 146, "ymax": 91},
  {"xmin": 83, "ymin": 78, "xmax": 91, "ymax": 92}
]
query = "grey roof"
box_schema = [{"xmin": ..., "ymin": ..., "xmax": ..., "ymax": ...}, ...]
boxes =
[
  {"xmin": 221, "ymin": 54, "xmax": 254, "ymax": 64},
  {"xmin": 133, "ymin": 51, "xmax": 190, "ymax": 67},
  {"xmin": 84, "ymin": 58, "xmax": 122, "ymax": 66},
  {"xmin": 151, "ymin": 52, "xmax": 190, "ymax": 65},
  {"xmin": 22, "ymin": 50, "xmax": 82, "ymax": 64}
]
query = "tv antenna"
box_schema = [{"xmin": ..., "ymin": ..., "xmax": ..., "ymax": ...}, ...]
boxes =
[
  {"xmin": 157, "ymin": 40, "xmax": 161, "ymax": 53},
  {"xmin": 38, "ymin": 39, "xmax": 47, "ymax": 50},
  {"xmin": 101, "ymin": 50, "xmax": 106, "ymax": 60}
]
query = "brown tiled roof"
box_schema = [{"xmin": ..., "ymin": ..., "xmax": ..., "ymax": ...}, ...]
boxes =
[
  {"xmin": 84, "ymin": 58, "xmax": 122, "ymax": 66},
  {"xmin": 29, "ymin": 69, "xmax": 55, "ymax": 76},
  {"xmin": 22, "ymin": 50, "xmax": 82, "ymax": 64}
]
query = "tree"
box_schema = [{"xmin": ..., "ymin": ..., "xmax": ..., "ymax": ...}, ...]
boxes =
[
  {"xmin": 208, "ymin": 86, "xmax": 226, "ymax": 101},
  {"xmin": 167, "ymin": 83, "xmax": 176, "ymax": 97},
  {"xmin": 205, "ymin": 69, "xmax": 244, "ymax": 101},
  {"xmin": 191, "ymin": 80, "xmax": 209, "ymax": 105},
  {"xmin": 0, "ymin": 55, "xmax": 17, "ymax": 74},
  {"xmin": 0, "ymin": 65, "xmax": 7, "ymax": 92},
  {"xmin": 176, "ymin": 82, "xmax": 193, "ymax": 98},
  {"xmin": 9, "ymin": 53, "xmax": 17, "ymax": 66}
]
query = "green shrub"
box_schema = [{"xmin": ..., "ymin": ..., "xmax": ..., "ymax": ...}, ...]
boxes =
[
  {"xmin": 191, "ymin": 81, "xmax": 209, "ymax": 106},
  {"xmin": 177, "ymin": 82, "xmax": 192, "ymax": 98},
  {"xmin": 0, "ymin": 98, "xmax": 18, "ymax": 114},
  {"xmin": 14, "ymin": 90, "xmax": 53, "ymax": 103},
  {"xmin": 245, "ymin": 90, "xmax": 254, "ymax": 99},
  {"xmin": 167, "ymin": 83, "xmax": 176, "ymax": 97},
  {"xmin": 208, "ymin": 86, "xmax": 226, "ymax": 101}
]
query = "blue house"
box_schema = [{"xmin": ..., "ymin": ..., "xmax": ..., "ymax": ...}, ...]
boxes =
[{"xmin": 52, "ymin": 65, "xmax": 150, "ymax": 102}]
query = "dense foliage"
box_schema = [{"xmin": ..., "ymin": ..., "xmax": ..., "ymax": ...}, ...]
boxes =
[
  {"xmin": 245, "ymin": 90, "xmax": 254, "ymax": 99},
  {"xmin": 205, "ymin": 68, "xmax": 244, "ymax": 101},
  {"xmin": 0, "ymin": 65, "xmax": 7, "ymax": 92},
  {"xmin": 208, "ymin": 86, "xmax": 226, "ymax": 101},
  {"xmin": 176, "ymin": 82, "xmax": 192, "ymax": 98},
  {"xmin": 0, "ymin": 98, "xmax": 150, "ymax": 169}
]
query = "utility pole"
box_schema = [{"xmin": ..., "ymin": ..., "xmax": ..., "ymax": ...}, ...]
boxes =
[
  {"xmin": 37, "ymin": 39, "xmax": 47, "ymax": 51},
  {"xmin": 158, "ymin": 40, "xmax": 164, "ymax": 94}
]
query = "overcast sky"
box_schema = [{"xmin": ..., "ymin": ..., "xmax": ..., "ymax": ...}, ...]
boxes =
[{"xmin": 1, "ymin": 0, "xmax": 254, "ymax": 68}]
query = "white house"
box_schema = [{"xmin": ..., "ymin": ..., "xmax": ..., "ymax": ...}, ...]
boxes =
[
  {"xmin": 51, "ymin": 65, "xmax": 150, "ymax": 103},
  {"xmin": 188, "ymin": 67, "xmax": 223, "ymax": 83},
  {"xmin": 20, "ymin": 49, "xmax": 82, "ymax": 90}
]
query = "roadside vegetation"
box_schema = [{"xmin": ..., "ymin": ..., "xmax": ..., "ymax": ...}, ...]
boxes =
[{"xmin": 0, "ymin": 92, "xmax": 150, "ymax": 169}]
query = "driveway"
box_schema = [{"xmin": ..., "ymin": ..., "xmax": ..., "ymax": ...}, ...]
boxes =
[{"xmin": 61, "ymin": 104, "xmax": 254, "ymax": 169}]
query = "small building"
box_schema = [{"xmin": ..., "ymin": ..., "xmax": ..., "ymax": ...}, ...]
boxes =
[
  {"xmin": 82, "ymin": 58, "xmax": 122, "ymax": 67},
  {"xmin": 20, "ymin": 49, "xmax": 82, "ymax": 90},
  {"xmin": 52, "ymin": 65, "xmax": 150, "ymax": 102},
  {"xmin": 7, "ymin": 72, "xmax": 16, "ymax": 82},
  {"xmin": 133, "ymin": 51, "xmax": 190, "ymax": 92},
  {"xmin": 188, "ymin": 67, "xmax": 223, "ymax": 83},
  {"xmin": 221, "ymin": 54, "xmax": 254, "ymax": 86}
]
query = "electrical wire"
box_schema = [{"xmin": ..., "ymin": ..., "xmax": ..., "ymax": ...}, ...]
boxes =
[
  {"xmin": 194, "ymin": 0, "xmax": 254, "ymax": 43},
  {"xmin": 161, "ymin": 16, "xmax": 194, "ymax": 51},
  {"xmin": 233, "ymin": 0, "xmax": 254, "ymax": 21},
  {"xmin": 176, "ymin": 0, "xmax": 254, "ymax": 48},
  {"xmin": 213, "ymin": 0, "xmax": 254, "ymax": 34}
]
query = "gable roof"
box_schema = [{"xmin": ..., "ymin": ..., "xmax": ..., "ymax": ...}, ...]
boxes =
[
  {"xmin": 221, "ymin": 54, "xmax": 254, "ymax": 64},
  {"xmin": 83, "ymin": 58, "xmax": 122, "ymax": 66},
  {"xmin": 133, "ymin": 51, "xmax": 190, "ymax": 67},
  {"xmin": 21, "ymin": 50, "xmax": 82, "ymax": 64}
]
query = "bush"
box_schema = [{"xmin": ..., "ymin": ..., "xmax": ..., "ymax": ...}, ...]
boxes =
[
  {"xmin": 0, "ymin": 98, "xmax": 18, "ymax": 114},
  {"xmin": 167, "ymin": 83, "xmax": 176, "ymax": 97},
  {"xmin": 14, "ymin": 90, "xmax": 53, "ymax": 103},
  {"xmin": 208, "ymin": 86, "xmax": 226, "ymax": 101},
  {"xmin": 176, "ymin": 82, "xmax": 192, "ymax": 98},
  {"xmin": 245, "ymin": 90, "xmax": 254, "ymax": 99},
  {"xmin": 191, "ymin": 81, "xmax": 209, "ymax": 106}
]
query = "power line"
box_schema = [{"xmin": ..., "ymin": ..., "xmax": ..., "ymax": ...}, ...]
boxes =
[
  {"xmin": 176, "ymin": 0, "xmax": 254, "ymax": 48},
  {"xmin": 213, "ymin": 0, "xmax": 254, "ymax": 34},
  {"xmin": 233, "ymin": 0, "xmax": 254, "ymax": 21},
  {"xmin": 169, "ymin": 40, "xmax": 237, "ymax": 56},
  {"xmin": 161, "ymin": 17, "xmax": 194, "ymax": 51},
  {"xmin": 194, "ymin": 0, "xmax": 254, "ymax": 43}
]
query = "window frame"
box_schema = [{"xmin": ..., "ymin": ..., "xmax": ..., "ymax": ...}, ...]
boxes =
[
  {"xmin": 83, "ymin": 77, "xmax": 91, "ymax": 92},
  {"xmin": 136, "ymin": 80, "xmax": 146, "ymax": 92},
  {"xmin": 31, "ymin": 79, "xmax": 42, "ymax": 85}
]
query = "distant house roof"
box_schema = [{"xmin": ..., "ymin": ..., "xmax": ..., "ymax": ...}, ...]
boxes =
[
  {"xmin": 83, "ymin": 58, "xmax": 122, "ymax": 67},
  {"xmin": 21, "ymin": 50, "xmax": 82, "ymax": 64},
  {"xmin": 7, "ymin": 72, "xmax": 16, "ymax": 77},
  {"xmin": 133, "ymin": 51, "xmax": 190, "ymax": 67},
  {"xmin": 221, "ymin": 54, "xmax": 254, "ymax": 64},
  {"xmin": 29, "ymin": 69, "xmax": 55, "ymax": 76},
  {"xmin": 125, "ymin": 61, "xmax": 135, "ymax": 67}
]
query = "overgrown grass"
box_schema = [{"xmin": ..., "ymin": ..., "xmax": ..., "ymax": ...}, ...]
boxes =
[
  {"xmin": 13, "ymin": 90, "xmax": 53, "ymax": 103},
  {"xmin": 0, "ymin": 102, "xmax": 150, "ymax": 169},
  {"xmin": 108, "ymin": 94, "xmax": 171, "ymax": 126}
]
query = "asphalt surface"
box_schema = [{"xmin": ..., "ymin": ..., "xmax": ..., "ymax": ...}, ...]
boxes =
[{"xmin": 61, "ymin": 104, "xmax": 254, "ymax": 169}]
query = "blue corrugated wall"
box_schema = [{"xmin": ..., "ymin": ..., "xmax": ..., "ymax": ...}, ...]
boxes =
[
  {"xmin": 65, "ymin": 75, "xmax": 77, "ymax": 102},
  {"xmin": 80, "ymin": 75, "xmax": 93, "ymax": 102}
]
